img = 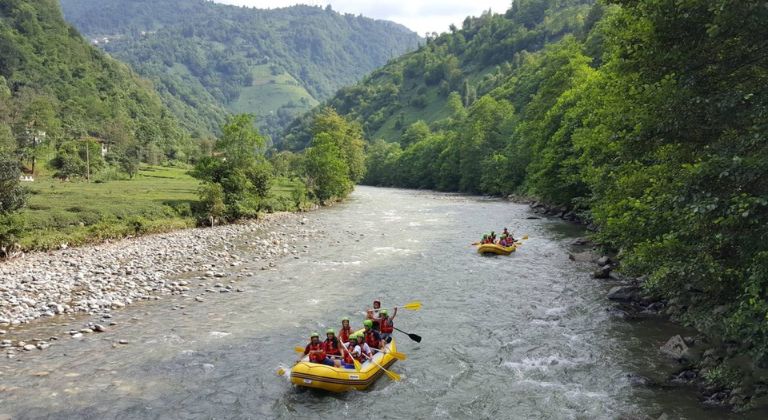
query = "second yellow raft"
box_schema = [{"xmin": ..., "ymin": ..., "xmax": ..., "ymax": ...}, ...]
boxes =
[{"xmin": 477, "ymin": 243, "xmax": 516, "ymax": 255}]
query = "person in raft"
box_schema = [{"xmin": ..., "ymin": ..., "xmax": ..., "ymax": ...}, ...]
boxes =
[
  {"xmin": 342, "ymin": 335, "xmax": 362, "ymax": 369},
  {"xmin": 363, "ymin": 319, "xmax": 385, "ymax": 350},
  {"xmin": 366, "ymin": 307, "xmax": 380, "ymax": 331},
  {"xmin": 357, "ymin": 333, "xmax": 373, "ymax": 359},
  {"xmin": 338, "ymin": 317, "xmax": 353, "ymax": 344},
  {"xmin": 378, "ymin": 308, "xmax": 397, "ymax": 342},
  {"xmin": 324, "ymin": 329, "xmax": 343, "ymax": 366},
  {"xmin": 304, "ymin": 332, "xmax": 334, "ymax": 366},
  {"xmin": 502, "ymin": 227, "xmax": 516, "ymax": 242}
]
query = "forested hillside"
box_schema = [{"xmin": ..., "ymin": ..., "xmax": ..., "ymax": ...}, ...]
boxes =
[
  {"xmin": 282, "ymin": 0, "xmax": 595, "ymax": 149},
  {"xmin": 291, "ymin": 0, "xmax": 768, "ymax": 366},
  {"xmin": 59, "ymin": 0, "xmax": 422, "ymax": 140},
  {"xmin": 0, "ymin": 0, "xmax": 191, "ymax": 174}
]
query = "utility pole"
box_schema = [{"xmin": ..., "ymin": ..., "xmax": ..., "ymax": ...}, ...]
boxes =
[{"xmin": 85, "ymin": 139, "xmax": 90, "ymax": 183}]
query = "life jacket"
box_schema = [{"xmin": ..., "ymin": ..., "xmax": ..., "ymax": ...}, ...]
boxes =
[
  {"xmin": 307, "ymin": 342, "xmax": 326, "ymax": 363},
  {"xmin": 365, "ymin": 329, "xmax": 380, "ymax": 349},
  {"xmin": 344, "ymin": 343, "xmax": 361, "ymax": 364},
  {"xmin": 324, "ymin": 337, "xmax": 341, "ymax": 356},
  {"xmin": 339, "ymin": 326, "xmax": 351, "ymax": 343},
  {"xmin": 379, "ymin": 317, "xmax": 393, "ymax": 334}
]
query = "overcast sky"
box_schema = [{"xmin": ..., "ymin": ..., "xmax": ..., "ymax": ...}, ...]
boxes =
[{"xmin": 214, "ymin": 0, "xmax": 513, "ymax": 36}]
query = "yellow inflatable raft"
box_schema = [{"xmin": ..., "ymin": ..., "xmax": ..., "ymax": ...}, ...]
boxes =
[
  {"xmin": 290, "ymin": 338, "xmax": 398, "ymax": 392},
  {"xmin": 477, "ymin": 243, "xmax": 516, "ymax": 255}
]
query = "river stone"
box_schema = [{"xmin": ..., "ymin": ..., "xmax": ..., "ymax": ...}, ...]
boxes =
[
  {"xmin": 593, "ymin": 265, "xmax": 612, "ymax": 279},
  {"xmin": 569, "ymin": 250, "xmax": 599, "ymax": 263},
  {"xmin": 23, "ymin": 344, "xmax": 36, "ymax": 351},
  {"xmin": 597, "ymin": 256, "xmax": 611, "ymax": 266},
  {"xmin": 660, "ymin": 335, "xmax": 691, "ymax": 360},
  {"xmin": 93, "ymin": 324, "xmax": 107, "ymax": 332},
  {"xmin": 607, "ymin": 285, "xmax": 640, "ymax": 302}
]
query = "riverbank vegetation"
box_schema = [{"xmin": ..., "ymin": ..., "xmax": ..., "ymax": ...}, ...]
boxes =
[
  {"xmin": 0, "ymin": 1, "xmax": 365, "ymax": 254},
  {"xmin": 2, "ymin": 107, "xmax": 363, "ymax": 253},
  {"xmin": 294, "ymin": 0, "xmax": 768, "ymax": 376}
]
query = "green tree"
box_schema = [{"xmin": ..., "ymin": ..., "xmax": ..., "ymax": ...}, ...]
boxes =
[
  {"xmin": 217, "ymin": 114, "xmax": 266, "ymax": 166},
  {"xmin": 400, "ymin": 120, "xmax": 431, "ymax": 148},
  {"xmin": 303, "ymin": 133, "xmax": 352, "ymax": 201},
  {"xmin": 198, "ymin": 182, "xmax": 226, "ymax": 226},
  {"xmin": 191, "ymin": 114, "xmax": 274, "ymax": 219},
  {"xmin": 311, "ymin": 107, "xmax": 366, "ymax": 183},
  {"xmin": 0, "ymin": 153, "xmax": 26, "ymax": 256}
]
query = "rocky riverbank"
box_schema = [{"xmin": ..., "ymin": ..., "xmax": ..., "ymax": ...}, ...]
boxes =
[
  {"xmin": 565, "ymin": 229, "xmax": 768, "ymax": 414},
  {"xmin": 0, "ymin": 212, "xmax": 317, "ymax": 329}
]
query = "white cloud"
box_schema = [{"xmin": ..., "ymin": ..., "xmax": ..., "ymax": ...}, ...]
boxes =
[{"xmin": 212, "ymin": 0, "xmax": 512, "ymax": 36}]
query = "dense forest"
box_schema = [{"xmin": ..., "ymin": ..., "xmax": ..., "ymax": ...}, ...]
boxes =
[
  {"xmin": 59, "ymin": 0, "xmax": 422, "ymax": 140},
  {"xmin": 290, "ymin": 0, "xmax": 768, "ymax": 366}
]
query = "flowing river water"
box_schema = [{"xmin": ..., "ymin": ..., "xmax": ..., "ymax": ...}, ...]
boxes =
[{"xmin": 0, "ymin": 186, "xmax": 763, "ymax": 419}]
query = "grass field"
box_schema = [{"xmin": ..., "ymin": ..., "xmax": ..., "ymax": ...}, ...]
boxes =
[
  {"xmin": 18, "ymin": 166, "xmax": 304, "ymax": 251},
  {"xmin": 229, "ymin": 65, "xmax": 318, "ymax": 119}
]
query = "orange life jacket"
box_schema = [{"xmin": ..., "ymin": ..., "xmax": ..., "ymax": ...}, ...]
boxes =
[
  {"xmin": 344, "ymin": 343, "xmax": 360, "ymax": 364},
  {"xmin": 379, "ymin": 317, "xmax": 393, "ymax": 334},
  {"xmin": 365, "ymin": 330, "xmax": 380, "ymax": 349},
  {"xmin": 306, "ymin": 342, "xmax": 326, "ymax": 363},
  {"xmin": 339, "ymin": 326, "xmax": 351, "ymax": 343},
  {"xmin": 324, "ymin": 337, "xmax": 341, "ymax": 356}
]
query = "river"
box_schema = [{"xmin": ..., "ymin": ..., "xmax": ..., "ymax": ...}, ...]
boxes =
[{"xmin": 0, "ymin": 187, "xmax": 760, "ymax": 419}]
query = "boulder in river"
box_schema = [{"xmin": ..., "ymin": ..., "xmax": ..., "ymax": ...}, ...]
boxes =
[
  {"xmin": 660, "ymin": 335, "xmax": 692, "ymax": 360},
  {"xmin": 593, "ymin": 265, "xmax": 612, "ymax": 279},
  {"xmin": 570, "ymin": 237, "xmax": 592, "ymax": 246},
  {"xmin": 607, "ymin": 285, "xmax": 641, "ymax": 302},
  {"xmin": 597, "ymin": 255, "xmax": 611, "ymax": 266}
]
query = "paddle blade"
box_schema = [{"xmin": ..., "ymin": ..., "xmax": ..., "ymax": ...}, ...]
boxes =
[
  {"xmin": 276, "ymin": 367, "xmax": 286, "ymax": 376},
  {"xmin": 353, "ymin": 359, "xmax": 362, "ymax": 372},
  {"xmin": 389, "ymin": 351, "xmax": 407, "ymax": 361},
  {"xmin": 294, "ymin": 346, "xmax": 305, "ymax": 353},
  {"xmin": 402, "ymin": 301, "xmax": 422, "ymax": 311},
  {"xmin": 523, "ymin": 234, "xmax": 529, "ymax": 240},
  {"xmin": 383, "ymin": 369, "xmax": 401, "ymax": 381},
  {"xmin": 408, "ymin": 333, "xmax": 422, "ymax": 343}
]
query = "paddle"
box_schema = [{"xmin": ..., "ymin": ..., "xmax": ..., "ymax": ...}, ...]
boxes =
[
  {"xmin": 338, "ymin": 339, "xmax": 363, "ymax": 372},
  {"xmin": 394, "ymin": 327, "xmax": 422, "ymax": 343},
  {"xmin": 372, "ymin": 301, "xmax": 422, "ymax": 313},
  {"xmin": 363, "ymin": 353, "xmax": 401, "ymax": 381}
]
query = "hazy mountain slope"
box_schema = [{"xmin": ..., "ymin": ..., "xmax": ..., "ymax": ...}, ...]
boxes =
[{"xmin": 59, "ymin": 0, "xmax": 422, "ymax": 139}]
